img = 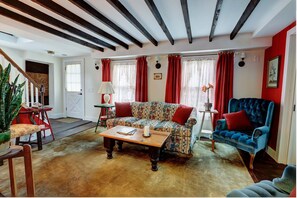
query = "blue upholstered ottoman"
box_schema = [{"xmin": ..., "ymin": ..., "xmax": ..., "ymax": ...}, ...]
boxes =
[{"xmin": 227, "ymin": 165, "xmax": 296, "ymax": 197}]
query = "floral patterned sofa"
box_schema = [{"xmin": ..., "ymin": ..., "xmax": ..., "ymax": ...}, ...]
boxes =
[{"xmin": 106, "ymin": 101, "xmax": 199, "ymax": 155}]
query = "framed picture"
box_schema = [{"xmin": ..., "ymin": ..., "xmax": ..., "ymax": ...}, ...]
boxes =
[
  {"xmin": 154, "ymin": 73, "xmax": 162, "ymax": 80},
  {"xmin": 267, "ymin": 56, "xmax": 280, "ymax": 88}
]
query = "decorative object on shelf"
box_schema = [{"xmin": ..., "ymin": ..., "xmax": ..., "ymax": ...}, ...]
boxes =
[
  {"xmin": 201, "ymin": 83, "xmax": 214, "ymax": 111},
  {"xmin": 238, "ymin": 52, "xmax": 246, "ymax": 67},
  {"xmin": 98, "ymin": 82, "xmax": 115, "ymax": 104},
  {"xmin": 153, "ymin": 73, "xmax": 162, "ymax": 80},
  {"xmin": 0, "ymin": 63, "xmax": 25, "ymax": 156},
  {"xmin": 267, "ymin": 56, "xmax": 280, "ymax": 88}
]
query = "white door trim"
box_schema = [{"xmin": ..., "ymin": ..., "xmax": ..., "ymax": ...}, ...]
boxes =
[
  {"xmin": 276, "ymin": 26, "xmax": 296, "ymax": 164},
  {"xmin": 63, "ymin": 59, "xmax": 85, "ymax": 119}
]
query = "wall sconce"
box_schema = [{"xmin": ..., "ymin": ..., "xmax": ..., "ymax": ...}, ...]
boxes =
[
  {"xmin": 155, "ymin": 56, "xmax": 161, "ymax": 69},
  {"xmin": 238, "ymin": 52, "xmax": 246, "ymax": 67},
  {"xmin": 95, "ymin": 63, "xmax": 99, "ymax": 70}
]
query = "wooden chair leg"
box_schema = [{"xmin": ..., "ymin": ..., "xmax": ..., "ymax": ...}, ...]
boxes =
[
  {"xmin": 211, "ymin": 140, "xmax": 215, "ymax": 152},
  {"xmin": 15, "ymin": 137, "xmax": 20, "ymax": 146},
  {"xmin": 8, "ymin": 158, "xmax": 17, "ymax": 197},
  {"xmin": 36, "ymin": 131, "xmax": 42, "ymax": 150},
  {"xmin": 249, "ymin": 153, "xmax": 255, "ymax": 170},
  {"xmin": 23, "ymin": 145, "xmax": 35, "ymax": 197}
]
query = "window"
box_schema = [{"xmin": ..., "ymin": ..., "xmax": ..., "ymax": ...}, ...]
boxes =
[
  {"xmin": 65, "ymin": 63, "xmax": 81, "ymax": 92},
  {"xmin": 180, "ymin": 58, "xmax": 216, "ymax": 110},
  {"xmin": 112, "ymin": 61, "xmax": 136, "ymax": 102}
]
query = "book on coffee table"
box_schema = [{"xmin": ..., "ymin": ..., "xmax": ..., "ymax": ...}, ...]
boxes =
[{"xmin": 116, "ymin": 126, "xmax": 137, "ymax": 135}]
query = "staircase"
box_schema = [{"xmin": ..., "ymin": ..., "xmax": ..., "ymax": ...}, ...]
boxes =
[{"xmin": 0, "ymin": 48, "xmax": 45, "ymax": 107}]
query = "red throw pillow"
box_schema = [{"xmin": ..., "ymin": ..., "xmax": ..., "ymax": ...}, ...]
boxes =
[
  {"xmin": 290, "ymin": 187, "xmax": 296, "ymax": 197},
  {"xmin": 115, "ymin": 102, "xmax": 132, "ymax": 117},
  {"xmin": 223, "ymin": 110, "xmax": 254, "ymax": 131},
  {"xmin": 172, "ymin": 105, "xmax": 193, "ymax": 125}
]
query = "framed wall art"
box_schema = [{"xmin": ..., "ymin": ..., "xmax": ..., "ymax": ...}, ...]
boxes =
[
  {"xmin": 154, "ymin": 73, "xmax": 162, "ymax": 80},
  {"xmin": 267, "ymin": 56, "xmax": 280, "ymax": 88}
]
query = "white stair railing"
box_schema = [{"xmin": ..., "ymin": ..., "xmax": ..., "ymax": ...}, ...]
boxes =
[{"xmin": 0, "ymin": 48, "xmax": 45, "ymax": 108}]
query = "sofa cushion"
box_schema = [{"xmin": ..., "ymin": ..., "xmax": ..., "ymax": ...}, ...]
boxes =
[
  {"xmin": 132, "ymin": 119, "xmax": 163, "ymax": 129},
  {"xmin": 10, "ymin": 124, "xmax": 40, "ymax": 139},
  {"xmin": 172, "ymin": 105, "xmax": 193, "ymax": 125},
  {"xmin": 163, "ymin": 103, "xmax": 179, "ymax": 121},
  {"xmin": 155, "ymin": 121, "xmax": 192, "ymax": 137},
  {"xmin": 229, "ymin": 98, "xmax": 272, "ymax": 128},
  {"xmin": 224, "ymin": 110, "xmax": 254, "ymax": 131},
  {"xmin": 115, "ymin": 102, "xmax": 132, "ymax": 117},
  {"xmin": 227, "ymin": 180, "xmax": 290, "ymax": 197},
  {"xmin": 106, "ymin": 117, "xmax": 140, "ymax": 129},
  {"xmin": 213, "ymin": 130, "xmax": 256, "ymax": 148},
  {"xmin": 149, "ymin": 101, "xmax": 165, "ymax": 120},
  {"xmin": 131, "ymin": 102, "xmax": 151, "ymax": 119}
]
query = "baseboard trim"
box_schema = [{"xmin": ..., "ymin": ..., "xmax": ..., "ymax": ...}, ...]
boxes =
[
  {"xmin": 84, "ymin": 116, "xmax": 98, "ymax": 122},
  {"xmin": 266, "ymin": 146, "xmax": 278, "ymax": 162}
]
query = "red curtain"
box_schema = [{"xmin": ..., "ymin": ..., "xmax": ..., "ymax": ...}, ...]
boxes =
[
  {"xmin": 213, "ymin": 52, "xmax": 234, "ymax": 126},
  {"xmin": 101, "ymin": 59, "xmax": 111, "ymax": 115},
  {"xmin": 165, "ymin": 55, "xmax": 182, "ymax": 104},
  {"xmin": 135, "ymin": 56, "xmax": 148, "ymax": 102}
]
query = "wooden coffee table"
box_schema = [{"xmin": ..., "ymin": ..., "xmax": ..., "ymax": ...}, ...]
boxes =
[{"xmin": 99, "ymin": 126, "xmax": 170, "ymax": 171}]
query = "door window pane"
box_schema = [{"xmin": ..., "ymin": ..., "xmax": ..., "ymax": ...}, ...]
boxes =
[{"xmin": 66, "ymin": 63, "xmax": 81, "ymax": 92}]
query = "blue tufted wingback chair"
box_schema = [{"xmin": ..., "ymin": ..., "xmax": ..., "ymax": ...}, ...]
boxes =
[{"xmin": 212, "ymin": 98, "xmax": 274, "ymax": 169}]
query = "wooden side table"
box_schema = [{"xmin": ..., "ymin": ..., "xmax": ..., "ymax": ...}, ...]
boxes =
[
  {"xmin": 0, "ymin": 145, "xmax": 35, "ymax": 197},
  {"xmin": 94, "ymin": 104, "xmax": 115, "ymax": 132},
  {"xmin": 198, "ymin": 109, "xmax": 218, "ymax": 139}
]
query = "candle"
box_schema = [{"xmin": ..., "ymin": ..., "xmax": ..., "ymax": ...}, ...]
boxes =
[{"xmin": 144, "ymin": 126, "xmax": 150, "ymax": 136}]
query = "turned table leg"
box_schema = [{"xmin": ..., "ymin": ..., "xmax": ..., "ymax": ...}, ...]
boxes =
[
  {"xmin": 149, "ymin": 147, "xmax": 160, "ymax": 171},
  {"xmin": 104, "ymin": 137, "xmax": 115, "ymax": 159},
  {"xmin": 117, "ymin": 141, "xmax": 123, "ymax": 151}
]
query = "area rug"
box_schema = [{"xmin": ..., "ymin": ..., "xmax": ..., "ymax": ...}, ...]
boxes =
[
  {"xmin": 55, "ymin": 117, "xmax": 82, "ymax": 123},
  {"xmin": 0, "ymin": 128, "xmax": 254, "ymax": 197}
]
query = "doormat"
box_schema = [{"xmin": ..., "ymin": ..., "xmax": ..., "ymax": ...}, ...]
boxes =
[{"xmin": 55, "ymin": 118, "xmax": 81, "ymax": 123}]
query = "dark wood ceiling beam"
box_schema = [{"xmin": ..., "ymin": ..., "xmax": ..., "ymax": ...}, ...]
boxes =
[
  {"xmin": 0, "ymin": 0, "xmax": 115, "ymax": 50},
  {"xmin": 145, "ymin": 0, "xmax": 174, "ymax": 45},
  {"xmin": 0, "ymin": 6, "xmax": 104, "ymax": 51},
  {"xmin": 68, "ymin": 0, "xmax": 142, "ymax": 48},
  {"xmin": 107, "ymin": 0, "xmax": 158, "ymax": 46},
  {"xmin": 209, "ymin": 0, "xmax": 223, "ymax": 42},
  {"xmin": 180, "ymin": 0, "xmax": 192, "ymax": 44},
  {"xmin": 32, "ymin": 0, "xmax": 129, "ymax": 49},
  {"xmin": 230, "ymin": 0, "xmax": 261, "ymax": 40}
]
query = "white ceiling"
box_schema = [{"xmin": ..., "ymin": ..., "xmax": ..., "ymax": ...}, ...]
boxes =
[{"xmin": 0, "ymin": 0, "xmax": 295, "ymax": 57}]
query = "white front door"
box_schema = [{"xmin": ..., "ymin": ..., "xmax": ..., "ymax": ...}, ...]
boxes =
[{"xmin": 65, "ymin": 61, "xmax": 84, "ymax": 119}]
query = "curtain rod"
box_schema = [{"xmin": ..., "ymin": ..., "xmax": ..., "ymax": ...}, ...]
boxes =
[
  {"xmin": 182, "ymin": 53, "xmax": 218, "ymax": 57},
  {"xmin": 111, "ymin": 58, "xmax": 136, "ymax": 62}
]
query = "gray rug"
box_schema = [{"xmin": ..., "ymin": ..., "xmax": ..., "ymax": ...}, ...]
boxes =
[{"xmin": 0, "ymin": 127, "xmax": 254, "ymax": 197}]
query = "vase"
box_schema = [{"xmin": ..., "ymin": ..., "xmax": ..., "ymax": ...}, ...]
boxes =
[
  {"xmin": 204, "ymin": 103, "xmax": 212, "ymax": 111},
  {"xmin": 0, "ymin": 130, "xmax": 11, "ymax": 156}
]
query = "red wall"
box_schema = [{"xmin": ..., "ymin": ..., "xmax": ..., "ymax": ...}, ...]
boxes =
[{"xmin": 261, "ymin": 22, "xmax": 296, "ymax": 150}]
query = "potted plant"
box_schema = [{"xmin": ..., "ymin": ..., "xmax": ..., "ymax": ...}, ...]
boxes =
[
  {"xmin": 0, "ymin": 63, "xmax": 24, "ymax": 155},
  {"xmin": 201, "ymin": 83, "xmax": 214, "ymax": 111}
]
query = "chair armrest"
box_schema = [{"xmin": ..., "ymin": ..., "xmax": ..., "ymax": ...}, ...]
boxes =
[
  {"xmin": 107, "ymin": 109, "xmax": 116, "ymax": 119},
  {"xmin": 185, "ymin": 118, "xmax": 197, "ymax": 128},
  {"xmin": 215, "ymin": 119, "xmax": 227, "ymax": 130},
  {"xmin": 185, "ymin": 108, "xmax": 197, "ymax": 128},
  {"xmin": 252, "ymin": 126, "xmax": 269, "ymax": 139}
]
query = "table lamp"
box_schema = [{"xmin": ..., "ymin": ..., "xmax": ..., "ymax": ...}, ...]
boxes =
[{"xmin": 98, "ymin": 82, "xmax": 115, "ymax": 104}]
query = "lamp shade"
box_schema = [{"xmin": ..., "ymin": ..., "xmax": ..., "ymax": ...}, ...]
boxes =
[{"xmin": 98, "ymin": 82, "xmax": 115, "ymax": 94}]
